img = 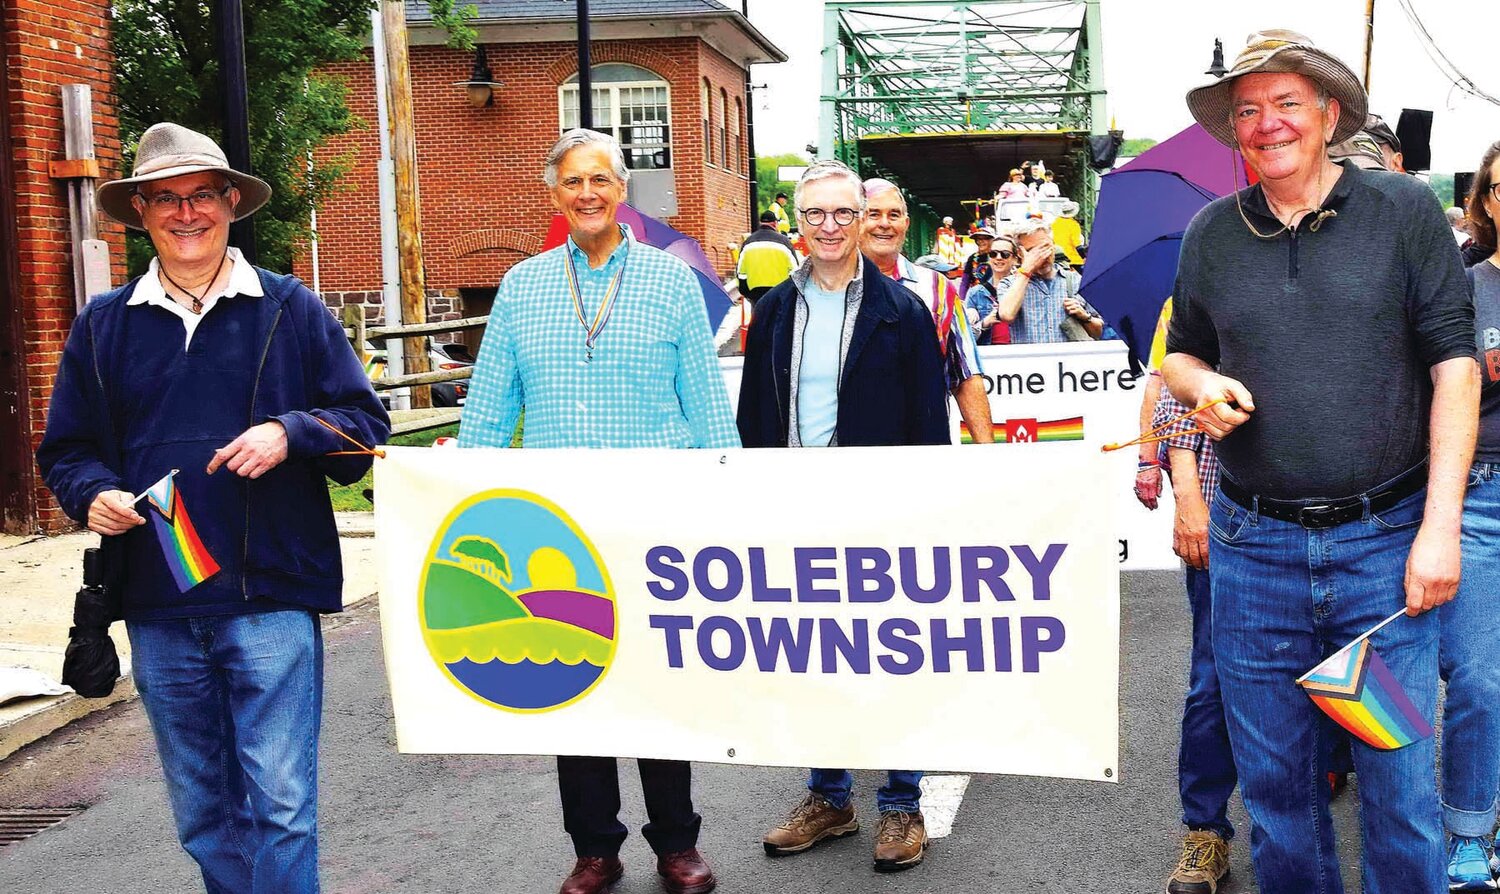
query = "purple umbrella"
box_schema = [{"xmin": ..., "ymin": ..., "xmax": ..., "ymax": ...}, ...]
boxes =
[
  {"xmin": 544, "ymin": 204, "xmax": 733, "ymax": 331},
  {"xmin": 1080, "ymin": 125, "xmax": 1248, "ymax": 369}
]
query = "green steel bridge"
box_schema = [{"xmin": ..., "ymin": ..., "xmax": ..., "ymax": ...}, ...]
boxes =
[{"xmin": 817, "ymin": 0, "xmax": 1108, "ymax": 252}]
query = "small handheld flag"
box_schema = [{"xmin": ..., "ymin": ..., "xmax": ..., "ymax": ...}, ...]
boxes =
[
  {"xmin": 1297, "ymin": 610, "xmax": 1432, "ymax": 751},
  {"xmin": 137, "ymin": 470, "xmax": 221, "ymax": 592}
]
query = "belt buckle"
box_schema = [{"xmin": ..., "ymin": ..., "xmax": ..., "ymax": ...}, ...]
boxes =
[{"xmin": 1297, "ymin": 504, "xmax": 1340, "ymax": 528}]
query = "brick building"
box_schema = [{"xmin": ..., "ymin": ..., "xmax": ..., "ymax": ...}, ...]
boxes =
[
  {"xmin": 298, "ymin": 0, "xmax": 784, "ymax": 338},
  {"xmin": 0, "ymin": 0, "xmax": 125, "ymax": 534}
]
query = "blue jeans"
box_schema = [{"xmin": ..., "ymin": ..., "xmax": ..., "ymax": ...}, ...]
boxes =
[
  {"xmin": 1179, "ymin": 566, "xmax": 1236, "ymax": 841},
  {"xmin": 128, "ymin": 610, "xmax": 324, "ymax": 894},
  {"xmin": 808, "ymin": 769, "xmax": 923, "ymax": 813},
  {"xmin": 1440, "ymin": 462, "xmax": 1500, "ymax": 837},
  {"xmin": 1209, "ymin": 485, "xmax": 1442, "ymax": 894}
]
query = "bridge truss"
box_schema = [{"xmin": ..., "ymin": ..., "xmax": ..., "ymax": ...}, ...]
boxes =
[{"xmin": 818, "ymin": 0, "xmax": 1108, "ymax": 240}]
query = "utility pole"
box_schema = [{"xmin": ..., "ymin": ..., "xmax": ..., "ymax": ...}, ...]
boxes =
[
  {"xmin": 381, "ymin": 0, "xmax": 432, "ymax": 408},
  {"xmin": 215, "ymin": 0, "xmax": 257, "ymax": 264},
  {"xmin": 1363, "ymin": 0, "xmax": 1375, "ymax": 92},
  {"xmin": 743, "ymin": 0, "xmax": 758, "ymax": 230},
  {"xmin": 577, "ymin": 0, "xmax": 593, "ymax": 130}
]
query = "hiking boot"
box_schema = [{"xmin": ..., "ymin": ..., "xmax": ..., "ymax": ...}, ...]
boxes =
[
  {"xmin": 872, "ymin": 810, "xmax": 927, "ymax": 872},
  {"xmin": 1166, "ymin": 829, "xmax": 1230, "ymax": 894},
  {"xmin": 1447, "ymin": 835, "xmax": 1499, "ymax": 891},
  {"xmin": 762, "ymin": 793, "xmax": 859, "ymax": 856}
]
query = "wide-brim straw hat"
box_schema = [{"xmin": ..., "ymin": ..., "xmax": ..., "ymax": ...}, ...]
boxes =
[
  {"xmin": 97, "ymin": 123, "xmax": 272, "ymax": 230},
  {"xmin": 1186, "ymin": 29, "xmax": 1367, "ymax": 150}
]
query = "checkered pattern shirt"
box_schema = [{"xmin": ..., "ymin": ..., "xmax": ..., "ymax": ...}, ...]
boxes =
[
  {"xmin": 892, "ymin": 255, "xmax": 984, "ymax": 390},
  {"xmin": 995, "ymin": 267, "xmax": 1096, "ymax": 345},
  {"xmin": 458, "ymin": 226, "xmax": 740, "ymax": 449},
  {"xmin": 1152, "ymin": 386, "xmax": 1220, "ymax": 502}
]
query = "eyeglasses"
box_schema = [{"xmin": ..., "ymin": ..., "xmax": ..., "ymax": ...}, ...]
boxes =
[
  {"xmin": 1489, "ymin": 183, "xmax": 1500, "ymax": 202},
  {"xmin": 137, "ymin": 186, "xmax": 232, "ymax": 214},
  {"xmin": 800, "ymin": 207, "xmax": 858, "ymax": 227},
  {"xmin": 988, "ymin": 250, "xmax": 1015, "ymax": 260}
]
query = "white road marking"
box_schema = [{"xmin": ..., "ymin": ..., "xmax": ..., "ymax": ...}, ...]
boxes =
[{"xmin": 918, "ymin": 774, "xmax": 970, "ymax": 839}]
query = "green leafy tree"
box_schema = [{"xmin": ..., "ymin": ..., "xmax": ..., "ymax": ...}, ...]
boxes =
[
  {"xmin": 1428, "ymin": 172, "xmax": 1458, "ymax": 209},
  {"xmin": 1120, "ymin": 138, "xmax": 1158, "ymax": 158},
  {"xmin": 755, "ymin": 152, "xmax": 809, "ymax": 217},
  {"xmin": 114, "ymin": 0, "xmax": 476, "ymax": 276}
]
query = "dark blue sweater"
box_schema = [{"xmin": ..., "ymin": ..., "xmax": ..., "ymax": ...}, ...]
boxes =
[{"xmin": 37, "ymin": 269, "xmax": 390, "ymax": 620}]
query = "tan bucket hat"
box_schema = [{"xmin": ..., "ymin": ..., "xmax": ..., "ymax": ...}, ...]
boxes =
[
  {"xmin": 1186, "ymin": 29, "xmax": 1367, "ymax": 150},
  {"xmin": 97, "ymin": 123, "xmax": 272, "ymax": 230}
]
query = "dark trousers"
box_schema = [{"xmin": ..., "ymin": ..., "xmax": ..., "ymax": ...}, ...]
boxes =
[
  {"xmin": 558, "ymin": 756, "xmax": 701, "ymax": 858},
  {"xmin": 1179, "ymin": 566, "xmax": 1237, "ymax": 840}
]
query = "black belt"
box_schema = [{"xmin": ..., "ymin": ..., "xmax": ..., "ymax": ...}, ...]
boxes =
[{"xmin": 1219, "ymin": 463, "xmax": 1427, "ymax": 529}]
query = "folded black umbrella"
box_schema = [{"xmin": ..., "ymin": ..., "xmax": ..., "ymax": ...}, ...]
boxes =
[{"xmin": 61, "ymin": 546, "xmax": 121, "ymax": 698}]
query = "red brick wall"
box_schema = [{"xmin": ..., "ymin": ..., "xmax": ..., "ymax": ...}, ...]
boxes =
[
  {"xmin": 297, "ymin": 35, "xmax": 752, "ymax": 300},
  {"xmin": 3, "ymin": 0, "xmax": 125, "ymax": 533}
]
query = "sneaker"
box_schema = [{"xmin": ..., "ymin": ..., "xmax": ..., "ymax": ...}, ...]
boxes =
[
  {"xmin": 1166, "ymin": 829, "xmax": 1231, "ymax": 894},
  {"xmin": 872, "ymin": 810, "xmax": 927, "ymax": 871},
  {"xmin": 1448, "ymin": 835, "xmax": 1499, "ymax": 891},
  {"xmin": 762, "ymin": 793, "xmax": 859, "ymax": 856}
]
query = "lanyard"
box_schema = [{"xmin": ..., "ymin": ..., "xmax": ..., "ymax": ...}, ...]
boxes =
[{"xmin": 563, "ymin": 242, "xmax": 627, "ymax": 363}]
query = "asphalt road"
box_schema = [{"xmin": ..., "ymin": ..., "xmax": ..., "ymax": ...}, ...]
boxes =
[{"xmin": 0, "ymin": 570, "xmax": 1366, "ymax": 893}]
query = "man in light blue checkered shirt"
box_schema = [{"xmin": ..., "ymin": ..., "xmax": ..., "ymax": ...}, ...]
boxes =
[
  {"xmin": 457, "ymin": 129, "xmax": 733, "ymax": 894},
  {"xmin": 993, "ymin": 218, "xmax": 1102, "ymax": 345}
]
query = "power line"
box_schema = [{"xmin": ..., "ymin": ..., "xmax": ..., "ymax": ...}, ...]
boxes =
[{"xmin": 1393, "ymin": 0, "xmax": 1500, "ymax": 107}]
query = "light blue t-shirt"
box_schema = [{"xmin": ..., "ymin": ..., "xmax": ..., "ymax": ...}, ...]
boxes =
[{"xmin": 797, "ymin": 280, "xmax": 845, "ymax": 447}]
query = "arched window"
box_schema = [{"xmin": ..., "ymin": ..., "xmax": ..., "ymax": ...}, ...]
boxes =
[
  {"xmin": 702, "ymin": 78, "xmax": 713, "ymax": 166},
  {"xmin": 560, "ymin": 63, "xmax": 671, "ymax": 170},
  {"xmin": 717, "ymin": 88, "xmax": 728, "ymax": 173},
  {"xmin": 731, "ymin": 97, "xmax": 743, "ymax": 176}
]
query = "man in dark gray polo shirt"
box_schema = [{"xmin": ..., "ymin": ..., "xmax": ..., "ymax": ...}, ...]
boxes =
[{"xmin": 1163, "ymin": 30, "xmax": 1477, "ymax": 894}]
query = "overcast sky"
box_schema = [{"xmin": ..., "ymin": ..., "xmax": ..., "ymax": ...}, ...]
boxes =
[{"xmin": 744, "ymin": 0, "xmax": 1500, "ymax": 173}]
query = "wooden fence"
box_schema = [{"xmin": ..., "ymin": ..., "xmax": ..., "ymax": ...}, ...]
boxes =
[{"xmin": 343, "ymin": 306, "xmax": 484, "ymax": 436}]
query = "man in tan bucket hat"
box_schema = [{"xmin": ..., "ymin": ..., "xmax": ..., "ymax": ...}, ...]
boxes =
[
  {"xmin": 1161, "ymin": 30, "xmax": 1478, "ymax": 894},
  {"xmin": 37, "ymin": 122, "xmax": 388, "ymax": 893}
]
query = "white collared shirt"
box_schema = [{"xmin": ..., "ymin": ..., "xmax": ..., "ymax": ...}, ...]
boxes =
[{"xmin": 126, "ymin": 246, "xmax": 263, "ymax": 349}]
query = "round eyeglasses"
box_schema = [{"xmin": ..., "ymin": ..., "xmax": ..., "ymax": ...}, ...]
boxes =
[{"xmin": 800, "ymin": 207, "xmax": 858, "ymax": 227}]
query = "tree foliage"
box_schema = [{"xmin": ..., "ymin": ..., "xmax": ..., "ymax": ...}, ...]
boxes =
[
  {"xmin": 755, "ymin": 152, "xmax": 809, "ymax": 215},
  {"xmin": 1119, "ymin": 138, "xmax": 1158, "ymax": 158},
  {"xmin": 113, "ymin": 0, "xmax": 476, "ymax": 275}
]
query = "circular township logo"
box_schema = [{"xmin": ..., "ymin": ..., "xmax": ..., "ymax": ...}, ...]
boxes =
[{"xmin": 418, "ymin": 490, "xmax": 617, "ymax": 713}]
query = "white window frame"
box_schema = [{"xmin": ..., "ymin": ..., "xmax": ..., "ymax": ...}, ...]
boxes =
[{"xmin": 559, "ymin": 71, "xmax": 672, "ymax": 172}]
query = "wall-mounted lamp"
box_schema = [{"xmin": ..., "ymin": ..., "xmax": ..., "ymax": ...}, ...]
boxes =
[
  {"xmin": 455, "ymin": 45, "xmax": 503, "ymax": 109},
  {"xmin": 1205, "ymin": 39, "xmax": 1228, "ymax": 79}
]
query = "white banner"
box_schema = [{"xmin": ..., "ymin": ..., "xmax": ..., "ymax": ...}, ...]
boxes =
[
  {"xmin": 719, "ymin": 340, "xmax": 1177, "ymax": 571},
  {"xmin": 376, "ymin": 444, "xmax": 1121, "ymax": 781}
]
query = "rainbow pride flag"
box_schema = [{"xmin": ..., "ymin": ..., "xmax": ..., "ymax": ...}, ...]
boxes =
[
  {"xmin": 142, "ymin": 472, "xmax": 221, "ymax": 592},
  {"xmin": 959, "ymin": 416, "xmax": 1085, "ymax": 445},
  {"xmin": 1299, "ymin": 638, "xmax": 1431, "ymax": 750}
]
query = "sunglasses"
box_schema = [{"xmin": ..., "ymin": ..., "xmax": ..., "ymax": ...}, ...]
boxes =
[{"xmin": 987, "ymin": 249, "xmax": 1015, "ymax": 260}]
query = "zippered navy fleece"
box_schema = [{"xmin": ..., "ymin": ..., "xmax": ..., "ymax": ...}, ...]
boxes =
[{"xmin": 38, "ymin": 268, "xmax": 390, "ymax": 620}]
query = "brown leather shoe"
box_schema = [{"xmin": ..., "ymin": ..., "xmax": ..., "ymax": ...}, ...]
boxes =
[
  {"xmin": 559, "ymin": 856, "xmax": 623, "ymax": 894},
  {"xmin": 763, "ymin": 793, "xmax": 859, "ymax": 856},
  {"xmin": 872, "ymin": 810, "xmax": 927, "ymax": 871},
  {"xmin": 656, "ymin": 848, "xmax": 716, "ymax": 894}
]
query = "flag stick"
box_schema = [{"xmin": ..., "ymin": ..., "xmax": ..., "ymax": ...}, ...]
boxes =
[
  {"xmin": 128, "ymin": 468, "xmax": 180, "ymax": 507},
  {"xmin": 1295, "ymin": 608, "xmax": 1408, "ymax": 684}
]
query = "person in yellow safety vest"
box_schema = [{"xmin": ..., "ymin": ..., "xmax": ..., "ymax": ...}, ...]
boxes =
[
  {"xmin": 1052, "ymin": 199, "xmax": 1086, "ymax": 268},
  {"xmin": 737, "ymin": 211, "xmax": 798, "ymax": 311},
  {"xmin": 770, "ymin": 192, "xmax": 791, "ymax": 235},
  {"xmin": 934, "ymin": 216, "xmax": 961, "ymax": 267}
]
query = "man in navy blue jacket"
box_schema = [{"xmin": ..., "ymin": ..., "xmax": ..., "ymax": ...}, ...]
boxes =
[
  {"xmin": 37, "ymin": 123, "xmax": 388, "ymax": 894},
  {"xmin": 737, "ymin": 160, "xmax": 948, "ymax": 873}
]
